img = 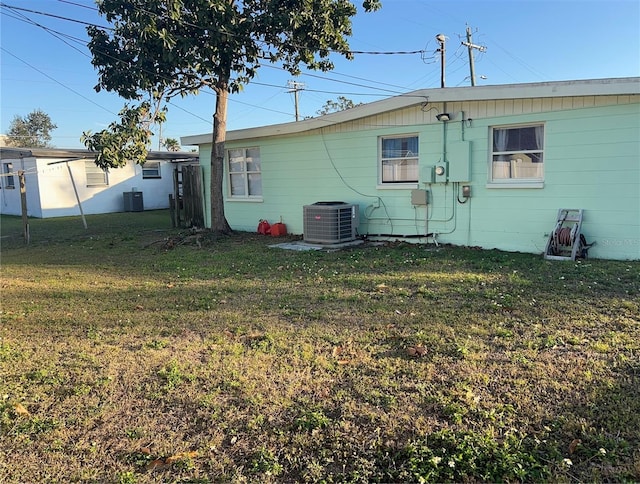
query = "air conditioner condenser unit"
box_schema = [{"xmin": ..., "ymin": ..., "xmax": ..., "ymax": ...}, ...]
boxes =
[{"xmin": 303, "ymin": 202, "xmax": 359, "ymax": 244}]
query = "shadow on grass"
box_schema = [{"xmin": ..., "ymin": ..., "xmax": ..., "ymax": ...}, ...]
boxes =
[
  {"xmin": 2, "ymin": 212, "xmax": 639, "ymax": 482},
  {"xmin": 559, "ymin": 361, "xmax": 640, "ymax": 481}
]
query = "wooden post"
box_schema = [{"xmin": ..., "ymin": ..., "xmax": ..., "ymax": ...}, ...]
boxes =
[
  {"xmin": 173, "ymin": 166, "xmax": 181, "ymax": 228},
  {"xmin": 66, "ymin": 161, "xmax": 88, "ymax": 229},
  {"xmin": 169, "ymin": 194, "xmax": 176, "ymax": 228},
  {"xmin": 18, "ymin": 170, "xmax": 29, "ymax": 244}
]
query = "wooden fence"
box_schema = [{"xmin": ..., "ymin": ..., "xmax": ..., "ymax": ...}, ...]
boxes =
[{"xmin": 170, "ymin": 164, "xmax": 204, "ymax": 228}]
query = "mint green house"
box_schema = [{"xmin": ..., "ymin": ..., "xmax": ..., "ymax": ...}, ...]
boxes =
[{"xmin": 181, "ymin": 77, "xmax": 640, "ymax": 260}]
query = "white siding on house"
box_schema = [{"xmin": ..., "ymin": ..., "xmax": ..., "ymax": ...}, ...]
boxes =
[{"xmin": 0, "ymin": 151, "xmax": 198, "ymax": 219}]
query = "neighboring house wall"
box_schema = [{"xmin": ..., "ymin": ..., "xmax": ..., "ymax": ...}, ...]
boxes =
[
  {"xmin": 0, "ymin": 151, "xmax": 198, "ymax": 218},
  {"xmin": 186, "ymin": 80, "xmax": 640, "ymax": 260},
  {"xmin": 0, "ymin": 157, "xmax": 43, "ymax": 217}
]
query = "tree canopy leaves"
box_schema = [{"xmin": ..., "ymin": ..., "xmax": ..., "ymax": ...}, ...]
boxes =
[
  {"xmin": 316, "ymin": 96, "xmax": 363, "ymax": 115},
  {"xmin": 85, "ymin": 0, "xmax": 382, "ymax": 232},
  {"xmin": 81, "ymin": 102, "xmax": 166, "ymax": 169},
  {"xmin": 163, "ymin": 138, "xmax": 181, "ymax": 151},
  {"xmin": 6, "ymin": 109, "xmax": 57, "ymax": 148},
  {"xmin": 87, "ymin": 0, "xmax": 381, "ymax": 100}
]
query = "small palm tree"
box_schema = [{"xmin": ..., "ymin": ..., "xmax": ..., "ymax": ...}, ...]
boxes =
[{"xmin": 163, "ymin": 138, "xmax": 181, "ymax": 152}]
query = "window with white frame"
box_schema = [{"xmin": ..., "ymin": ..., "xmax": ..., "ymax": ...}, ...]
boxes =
[
  {"xmin": 85, "ymin": 160, "xmax": 108, "ymax": 186},
  {"xmin": 142, "ymin": 161, "xmax": 161, "ymax": 179},
  {"xmin": 380, "ymin": 135, "xmax": 419, "ymax": 184},
  {"xmin": 227, "ymin": 147, "xmax": 262, "ymax": 198},
  {"xmin": 2, "ymin": 162, "xmax": 15, "ymax": 189},
  {"xmin": 490, "ymin": 124, "xmax": 544, "ymax": 183}
]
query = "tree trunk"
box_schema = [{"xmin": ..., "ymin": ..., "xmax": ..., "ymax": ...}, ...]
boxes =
[{"xmin": 210, "ymin": 82, "xmax": 232, "ymax": 234}]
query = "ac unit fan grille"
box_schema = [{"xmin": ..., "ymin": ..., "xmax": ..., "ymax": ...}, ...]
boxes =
[{"xmin": 303, "ymin": 203, "xmax": 358, "ymax": 244}]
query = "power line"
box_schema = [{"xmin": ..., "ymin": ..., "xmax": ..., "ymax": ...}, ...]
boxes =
[
  {"xmin": 293, "ymin": 67, "xmax": 409, "ymax": 96},
  {"xmin": 1, "ymin": 2, "xmax": 426, "ymax": 99},
  {"xmin": 0, "ymin": 47, "xmax": 117, "ymax": 116},
  {"xmin": 2, "ymin": 2, "xmax": 431, "ymax": 101},
  {"xmin": 1, "ymin": 5, "xmax": 94, "ymax": 58},
  {"xmin": 56, "ymin": 0, "xmax": 98, "ymax": 11},
  {"xmin": 349, "ymin": 49, "xmax": 427, "ymax": 55},
  {"xmin": 169, "ymin": 88, "xmax": 295, "ymax": 119},
  {"xmin": 0, "ymin": 2, "xmax": 111, "ymax": 29},
  {"xmin": 1, "ymin": 1, "xmax": 443, "ymax": 134},
  {"xmin": 1, "ymin": 2, "xmax": 426, "ymax": 57},
  {"xmin": 1, "ymin": 4, "xmax": 220, "ymax": 125},
  {"xmin": 259, "ymin": 62, "xmax": 414, "ymax": 93}
]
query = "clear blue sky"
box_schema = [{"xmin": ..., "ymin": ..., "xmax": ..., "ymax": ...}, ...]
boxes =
[{"xmin": 1, "ymin": 0, "xmax": 639, "ymax": 150}]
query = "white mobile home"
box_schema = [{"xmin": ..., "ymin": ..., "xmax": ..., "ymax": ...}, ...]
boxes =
[{"xmin": 0, "ymin": 148, "xmax": 198, "ymax": 218}]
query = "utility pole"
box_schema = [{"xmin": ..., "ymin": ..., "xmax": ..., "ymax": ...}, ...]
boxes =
[
  {"xmin": 436, "ymin": 34, "xmax": 446, "ymax": 88},
  {"xmin": 287, "ymin": 81, "xmax": 305, "ymax": 121},
  {"xmin": 461, "ymin": 26, "xmax": 487, "ymax": 86}
]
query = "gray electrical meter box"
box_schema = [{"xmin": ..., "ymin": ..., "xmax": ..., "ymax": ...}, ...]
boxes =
[{"xmin": 411, "ymin": 189, "xmax": 429, "ymax": 205}]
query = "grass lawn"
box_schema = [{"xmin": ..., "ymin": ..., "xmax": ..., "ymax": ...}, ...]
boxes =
[{"xmin": 1, "ymin": 210, "xmax": 638, "ymax": 483}]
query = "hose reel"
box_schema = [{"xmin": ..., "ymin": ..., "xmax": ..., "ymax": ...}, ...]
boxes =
[{"xmin": 544, "ymin": 209, "xmax": 593, "ymax": 261}]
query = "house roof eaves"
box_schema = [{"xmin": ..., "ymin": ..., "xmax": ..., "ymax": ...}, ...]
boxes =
[
  {"xmin": 181, "ymin": 76, "xmax": 640, "ymax": 146},
  {"xmin": 0, "ymin": 147, "xmax": 199, "ymax": 162}
]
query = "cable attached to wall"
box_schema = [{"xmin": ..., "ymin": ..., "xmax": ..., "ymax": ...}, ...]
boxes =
[
  {"xmin": 320, "ymin": 128, "xmax": 394, "ymax": 234},
  {"xmin": 428, "ymin": 181, "xmax": 458, "ymax": 237}
]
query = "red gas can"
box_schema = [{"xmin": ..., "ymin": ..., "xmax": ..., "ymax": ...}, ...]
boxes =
[
  {"xmin": 270, "ymin": 222, "xmax": 287, "ymax": 237},
  {"xmin": 257, "ymin": 219, "xmax": 271, "ymax": 235}
]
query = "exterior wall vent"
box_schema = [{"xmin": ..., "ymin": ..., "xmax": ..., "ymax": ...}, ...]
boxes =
[{"xmin": 303, "ymin": 202, "xmax": 359, "ymax": 244}]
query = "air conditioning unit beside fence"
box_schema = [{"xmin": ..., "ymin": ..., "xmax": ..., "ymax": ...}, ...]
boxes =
[{"xmin": 303, "ymin": 202, "xmax": 359, "ymax": 244}]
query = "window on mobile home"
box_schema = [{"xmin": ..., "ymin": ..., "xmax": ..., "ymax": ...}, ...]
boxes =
[
  {"xmin": 85, "ymin": 160, "xmax": 108, "ymax": 186},
  {"xmin": 2, "ymin": 163, "xmax": 15, "ymax": 189},
  {"xmin": 490, "ymin": 124, "xmax": 544, "ymax": 184},
  {"xmin": 227, "ymin": 147, "xmax": 262, "ymax": 199},
  {"xmin": 142, "ymin": 161, "xmax": 161, "ymax": 179}
]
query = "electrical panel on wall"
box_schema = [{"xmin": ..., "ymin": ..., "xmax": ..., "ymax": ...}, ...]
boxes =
[
  {"xmin": 420, "ymin": 165, "xmax": 435, "ymax": 184},
  {"xmin": 448, "ymin": 141, "xmax": 471, "ymax": 182}
]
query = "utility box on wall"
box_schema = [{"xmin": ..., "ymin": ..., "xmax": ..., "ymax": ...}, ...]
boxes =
[
  {"xmin": 448, "ymin": 141, "xmax": 471, "ymax": 182},
  {"xmin": 420, "ymin": 165, "xmax": 435, "ymax": 184},
  {"xmin": 411, "ymin": 189, "xmax": 429, "ymax": 205},
  {"xmin": 123, "ymin": 191, "xmax": 144, "ymax": 212}
]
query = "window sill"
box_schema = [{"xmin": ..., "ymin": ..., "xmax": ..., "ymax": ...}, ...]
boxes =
[
  {"xmin": 376, "ymin": 183, "xmax": 419, "ymax": 190},
  {"xmin": 486, "ymin": 181, "xmax": 544, "ymax": 189}
]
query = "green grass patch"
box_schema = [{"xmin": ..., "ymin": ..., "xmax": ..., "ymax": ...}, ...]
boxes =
[
  {"xmin": 382, "ymin": 429, "xmax": 553, "ymax": 482},
  {"xmin": 1, "ymin": 211, "xmax": 639, "ymax": 482}
]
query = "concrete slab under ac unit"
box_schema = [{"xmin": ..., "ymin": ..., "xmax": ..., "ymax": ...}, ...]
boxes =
[{"xmin": 269, "ymin": 239, "xmax": 364, "ymax": 251}]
